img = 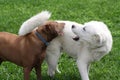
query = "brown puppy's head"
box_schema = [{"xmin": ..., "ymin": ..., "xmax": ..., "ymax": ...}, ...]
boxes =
[{"xmin": 36, "ymin": 21, "xmax": 65, "ymax": 41}]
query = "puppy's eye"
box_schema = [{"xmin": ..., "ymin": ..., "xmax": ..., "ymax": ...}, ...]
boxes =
[{"xmin": 83, "ymin": 27, "xmax": 86, "ymax": 31}]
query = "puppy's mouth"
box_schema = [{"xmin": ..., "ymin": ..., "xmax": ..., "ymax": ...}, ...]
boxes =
[{"xmin": 73, "ymin": 36, "xmax": 80, "ymax": 41}]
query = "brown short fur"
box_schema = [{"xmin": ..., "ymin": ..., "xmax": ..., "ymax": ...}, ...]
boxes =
[{"xmin": 0, "ymin": 21, "xmax": 65, "ymax": 80}]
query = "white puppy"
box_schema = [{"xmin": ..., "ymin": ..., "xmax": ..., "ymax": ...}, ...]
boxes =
[{"xmin": 71, "ymin": 21, "xmax": 113, "ymax": 80}]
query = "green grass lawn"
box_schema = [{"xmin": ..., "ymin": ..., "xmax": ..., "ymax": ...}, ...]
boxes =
[{"xmin": 0, "ymin": 0, "xmax": 120, "ymax": 80}]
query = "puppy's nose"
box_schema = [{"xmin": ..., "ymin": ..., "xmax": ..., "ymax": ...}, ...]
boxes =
[{"xmin": 72, "ymin": 25, "xmax": 75, "ymax": 29}]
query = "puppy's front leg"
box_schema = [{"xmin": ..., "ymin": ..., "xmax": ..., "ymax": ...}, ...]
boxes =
[
  {"xmin": 46, "ymin": 50, "xmax": 61, "ymax": 77},
  {"xmin": 87, "ymin": 63, "xmax": 90, "ymax": 74},
  {"xmin": 23, "ymin": 67, "xmax": 32, "ymax": 80},
  {"xmin": 76, "ymin": 59, "xmax": 89, "ymax": 80},
  {"xmin": 0, "ymin": 58, "xmax": 3, "ymax": 65},
  {"xmin": 35, "ymin": 64, "xmax": 42, "ymax": 80}
]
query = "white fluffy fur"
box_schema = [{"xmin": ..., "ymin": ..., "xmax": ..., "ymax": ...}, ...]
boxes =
[
  {"xmin": 18, "ymin": 11, "xmax": 51, "ymax": 35},
  {"xmin": 46, "ymin": 21, "xmax": 113, "ymax": 80},
  {"xmin": 71, "ymin": 21, "xmax": 113, "ymax": 80}
]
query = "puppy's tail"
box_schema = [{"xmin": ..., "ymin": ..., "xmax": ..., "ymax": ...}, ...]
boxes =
[{"xmin": 18, "ymin": 11, "xmax": 51, "ymax": 36}]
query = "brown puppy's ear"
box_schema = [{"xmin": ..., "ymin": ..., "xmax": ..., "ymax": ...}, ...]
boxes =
[
  {"xmin": 59, "ymin": 23, "xmax": 65, "ymax": 27},
  {"xmin": 44, "ymin": 24, "xmax": 50, "ymax": 31},
  {"xmin": 44, "ymin": 24, "xmax": 55, "ymax": 34},
  {"xmin": 55, "ymin": 23, "xmax": 65, "ymax": 36},
  {"xmin": 44, "ymin": 21, "xmax": 55, "ymax": 30}
]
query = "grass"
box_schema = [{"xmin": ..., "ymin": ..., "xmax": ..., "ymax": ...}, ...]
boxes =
[{"xmin": 0, "ymin": 0, "xmax": 120, "ymax": 80}]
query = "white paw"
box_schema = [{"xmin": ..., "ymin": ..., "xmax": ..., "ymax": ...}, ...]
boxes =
[{"xmin": 47, "ymin": 69, "xmax": 55, "ymax": 77}]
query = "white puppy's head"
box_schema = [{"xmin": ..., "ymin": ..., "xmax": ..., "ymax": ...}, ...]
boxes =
[{"xmin": 72, "ymin": 21, "xmax": 112, "ymax": 47}]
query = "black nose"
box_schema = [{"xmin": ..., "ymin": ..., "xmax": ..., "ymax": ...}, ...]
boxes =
[
  {"xmin": 72, "ymin": 25, "xmax": 75, "ymax": 29},
  {"xmin": 73, "ymin": 36, "xmax": 79, "ymax": 41}
]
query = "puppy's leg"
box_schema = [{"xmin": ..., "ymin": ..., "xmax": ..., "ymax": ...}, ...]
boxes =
[
  {"xmin": 87, "ymin": 64, "xmax": 90, "ymax": 74},
  {"xmin": 0, "ymin": 58, "xmax": 3, "ymax": 65},
  {"xmin": 76, "ymin": 59, "xmax": 89, "ymax": 80},
  {"xmin": 23, "ymin": 67, "xmax": 32, "ymax": 80},
  {"xmin": 35, "ymin": 52, "xmax": 45, "ymax": 80},
  {"xmin": 35, "ymin": 64, "xmax": 42, "ymax": 80},
  {"xmin": 46, "ymin": 46, "xmax": 61, "ymax": 77}
]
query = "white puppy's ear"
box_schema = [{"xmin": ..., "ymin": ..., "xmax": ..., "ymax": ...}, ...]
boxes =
[{"xmin": 93, "ymin": 34, "xmax": 106, "ymax": 45}]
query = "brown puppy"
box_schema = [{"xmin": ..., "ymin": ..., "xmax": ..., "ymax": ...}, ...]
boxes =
[{"xmin": 0, "ymin": 21, "xmax": 65, "ymax": 80}]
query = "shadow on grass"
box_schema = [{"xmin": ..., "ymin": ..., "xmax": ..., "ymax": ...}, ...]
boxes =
[
  {"xmin": 42, "ymin": 74, "xmax": 81, "ymax": 80},
  {"xmin": 30, "ymin": 73, "xmax": 81, "ymax": 80}
]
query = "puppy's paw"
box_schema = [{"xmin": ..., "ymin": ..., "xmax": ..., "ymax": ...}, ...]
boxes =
[{"xmin": 47, "ymin": 70, "xmax": 55, "ymax": 77}]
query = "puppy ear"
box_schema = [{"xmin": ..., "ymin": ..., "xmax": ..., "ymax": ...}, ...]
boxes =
[
  {"xmin": 55, "ymin": 23, "xmax": 65, "ymax": 36},
  {"xmin": 93, "ymin": 34, "xmax": 106, "ymax": 45},
  {"xmin": 44, "ymin": 24, "xmax": 50, "ymax": 31}
]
